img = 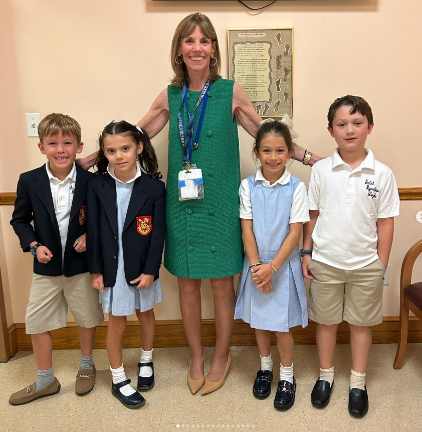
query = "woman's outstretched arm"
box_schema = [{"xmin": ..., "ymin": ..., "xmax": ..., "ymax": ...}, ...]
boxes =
[{"xmin": 232, "ymin": 82, "xmax": 322, "ymax": 166}]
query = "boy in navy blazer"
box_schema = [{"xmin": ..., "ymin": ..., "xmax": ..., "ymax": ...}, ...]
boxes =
[{"xmin": 9, "ymin": 113, "xmax": 104, "ymax": 405}]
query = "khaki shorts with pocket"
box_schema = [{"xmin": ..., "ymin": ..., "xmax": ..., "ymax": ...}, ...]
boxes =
[
  {"xmin": 25, "ymin": 273, "xmax": 104, "ymax": 334},
  {"xmin": 308, "ymin": 259, "xmax": 386, "ymax": 327}
]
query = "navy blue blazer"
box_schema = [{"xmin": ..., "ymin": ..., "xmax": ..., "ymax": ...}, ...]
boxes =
[
  {"xmin": 10, "ymin": 164, "xmax": 93, "ymax": 277},
  {"xmin": 86, "ymin": 172, "xmax": 166, "ymax": 287}
]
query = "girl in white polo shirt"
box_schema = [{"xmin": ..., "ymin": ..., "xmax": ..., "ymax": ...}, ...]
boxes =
[{"xmin": 235, "ymin": 119, "xmax": 309, "ymax": 411}]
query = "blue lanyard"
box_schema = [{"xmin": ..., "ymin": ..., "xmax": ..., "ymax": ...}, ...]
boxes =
[{"xmin": 178, "ymin": 81, "xmax": 211, "ymax": 164}]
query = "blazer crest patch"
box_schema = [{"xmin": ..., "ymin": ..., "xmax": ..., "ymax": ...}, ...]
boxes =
[
  {"xmin": 79, "ymin": 206, "xmax": 87, "ymax": 225},
  {"xmin": 137, "ymin": 216, "xmax": 152, "ymax": 235}
]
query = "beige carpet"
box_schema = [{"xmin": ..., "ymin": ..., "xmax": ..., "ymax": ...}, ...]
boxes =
[{"xmin": 1, "ymin": 343, "xmax": 422, "ymax": 431}]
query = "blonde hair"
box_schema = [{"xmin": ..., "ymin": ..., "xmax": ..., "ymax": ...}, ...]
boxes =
[
  {"xmin": 38, "ymin": 113, "xmax": 81, "ymax": 143},
  {"xmin": 170, "ymin": 13, "xmax": 221, "ymax": 88}
]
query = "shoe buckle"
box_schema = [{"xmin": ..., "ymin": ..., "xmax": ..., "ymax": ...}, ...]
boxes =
[
  {"xmin": 26, "ymin": 386, "xmax": 31, "ymax": 393},
  {"xmin": 79, "ymin": 374, "xmax": 93, "ymax": 379}
]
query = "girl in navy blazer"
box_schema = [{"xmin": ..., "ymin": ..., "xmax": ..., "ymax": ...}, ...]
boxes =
[{"xmin": 87, "ymin": 120, "xmax": 165, "ymax": 409}]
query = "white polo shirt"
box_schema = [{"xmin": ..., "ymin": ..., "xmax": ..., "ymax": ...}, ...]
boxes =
[
  {"xmin": 239, "ymin": 167, "xmax": 310, "ymax": 224},
  {"xmin": 308, "ymin": 149, "xmax": 400, "ymax": 270},
  {"xmin": 46, "ymin": 162, "xmax": 77, "ymax": 261}
]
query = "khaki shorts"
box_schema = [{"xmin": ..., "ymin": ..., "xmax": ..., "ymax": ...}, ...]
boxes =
[
  {"xmin": 308, "ymin": 259, "xmax": 385, "ymax": 327},
  {"xmin": 25, "ymin": 273, "xmax": 104, "ymax": 334}
]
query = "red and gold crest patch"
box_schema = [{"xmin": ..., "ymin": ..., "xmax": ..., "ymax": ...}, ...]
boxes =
[
  {"xmin": 136, "ymin": 216, "xmax": 152, "ymax": 236},
  {"xmin": 79, "ymin": 206, "xmax": 87, "ymax": 225}
]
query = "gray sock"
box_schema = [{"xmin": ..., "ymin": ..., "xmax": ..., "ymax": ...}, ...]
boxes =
[
  {"xmin": 35, "ymin": 367, "xmax": 55, "ymax": 393},
  {"xmin": 79, "ymin": 354, "xmax": 94, "ymax": 371}
]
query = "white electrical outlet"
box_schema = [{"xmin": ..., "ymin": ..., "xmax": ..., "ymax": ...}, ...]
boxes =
[
  {"xmin": 26, "ymin": 113, "xmax": 40, "ymax": 137},
  {"xmin": 383, "ymin": 265, "xmax": 390, "ymax": 285}
]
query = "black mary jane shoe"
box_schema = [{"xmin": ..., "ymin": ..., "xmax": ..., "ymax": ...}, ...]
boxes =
[
  {"xmin": 253, "ymin": 369, "xmax": 273, "ymax": 399},
  {"xmin": 311, "ymin": 379, "xmax": 334, "ymax": 409},
  {"xmin": 348, "ymin": 387, "xmax": 368, "ymax": 418},
  {"xmin": 112, "ymin": 379, "xmax": 145, "ymax": 409},
  {"xmin": 274, "ymin": 377, "xmax": 296, "ymax": 411},
  {"xmin": 137, "ymin": 361, "xmax": 155, "ymax": 391}
]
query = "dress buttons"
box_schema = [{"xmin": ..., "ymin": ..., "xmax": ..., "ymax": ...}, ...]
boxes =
[
  {"xmin": 208, "ymin": 210, "xmax": 214, "ymax": 216},
  {"xmin": 207, "ymin": 130, "xmax": 213, "ymax": 137},
  {"xmin": 186, "ymin": 208, "xmax": 193, "ymax": 215},
  {"xmin": 210, "ymin": 246, "xmax": 216, "ymax": 252},
  {"xmin": 114, "ymin": 236, "xmax": 117, "ymax": 240},
  {"xmin": 208, "ymin": 171, "xmax": 214, "ymax": 177},
  {"xmin": 188, "ymin": 246, "xmax": 194, "ymax": 252},
  {"xmin": 113, "ymin": 256, "xmax": 117, "ymax": 260}
]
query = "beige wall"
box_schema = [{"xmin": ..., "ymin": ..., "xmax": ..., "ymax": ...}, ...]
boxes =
[{"xmin": 1, "ymin": 0, "xmax": 422, "ymax": 326}]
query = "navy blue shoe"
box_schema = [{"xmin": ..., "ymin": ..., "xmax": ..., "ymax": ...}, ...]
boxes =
[
  {"xmin": 112, "ymin": 379, "xmax": 145, "ymax": 409},
  {"xmin": 311, "ymin": 379, "xmax": 334, "ymax": 408},
  {"xmin": 137, "ymin": 362, "xmax": 155, "ymax": 391},
  {"xmin": 253, "ymin": 370, "xmax": 273, "ymax": 399},
  {"xmin": 348, "ymin": 387, "xmax": 368, "ymax": 418},
  {"xmin": 274, "ymin": 377, "xmax": 296, "ymax": 411}
]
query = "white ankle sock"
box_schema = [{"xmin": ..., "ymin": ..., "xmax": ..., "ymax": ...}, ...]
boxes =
[
  {"xmin": 139, "ymin": 348, "xmax": 153, "ymax": 377},
  {"xmin": 280, "ymin": 363, "xmax": 294, "ymax": 384},
  {"xmin": 320, "ymin": 366, "xmax": 334, "ymax": 385},
  {"xmin": 260, "ymin": 353, "xmax": 273, "ymax": 371},
  {"xmin": 350, "ymin": 369, "xmax": 366, "ymax": 390},
  {"xmin": 110, "ymin": 364, "xmax": 136, "ymax": 396}
]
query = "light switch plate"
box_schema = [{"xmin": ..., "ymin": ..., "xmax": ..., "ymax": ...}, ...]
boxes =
[{"xmin": 26, "ymin": 113, "xmax": 40, "ymax": 137}]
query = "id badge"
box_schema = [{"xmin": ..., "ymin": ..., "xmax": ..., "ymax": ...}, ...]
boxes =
[{"xmin": 178, "ymin": 164, "xmax": 204, "ymax": 201}]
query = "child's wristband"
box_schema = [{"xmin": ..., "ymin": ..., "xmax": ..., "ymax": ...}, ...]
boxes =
[{"xmin": 249, "ymin": 263, "xmax": 262, "ymax": 269}]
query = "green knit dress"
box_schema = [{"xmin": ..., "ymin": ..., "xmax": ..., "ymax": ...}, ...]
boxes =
[{"xmin": 164, "ymin": 79, "xmax": 243, "ymax": 279}]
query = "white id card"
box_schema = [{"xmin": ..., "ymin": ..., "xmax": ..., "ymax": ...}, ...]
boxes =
[{"xmin": 178, "ymin": 166, "xmax": 204, "ymax": 200}]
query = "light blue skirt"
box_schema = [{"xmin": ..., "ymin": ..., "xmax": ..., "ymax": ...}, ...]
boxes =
[{"xmin": 235, "ymin": 249, "xmax": 308, "ymax": 332}]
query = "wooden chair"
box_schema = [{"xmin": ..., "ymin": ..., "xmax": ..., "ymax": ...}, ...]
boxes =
[{"xmin": 393, "ymin": 239, "xmax": 422, "ymax": 368}]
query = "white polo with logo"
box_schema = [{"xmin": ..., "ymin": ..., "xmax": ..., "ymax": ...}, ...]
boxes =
[{"xmin": 308, "ymin": 148, "xmax": 400, "ymax": 270}]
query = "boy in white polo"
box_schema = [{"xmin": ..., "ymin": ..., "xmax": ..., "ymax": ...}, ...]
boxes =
[{"xmin": 302, "ymin": 95, "xmax": 400, "ymax": 418}]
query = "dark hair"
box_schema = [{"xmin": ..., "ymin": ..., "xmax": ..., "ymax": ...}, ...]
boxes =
[
  {"xmin": 170, "ymin": 12, "xmax": 221, "ymax": 88},
  {"xmin": 254, "ymin": 120, "xmax": 294, "ymax": 154},
  {"xmin": 327, "ymin": 95, "xmax": 374, "ymax": 128},
  {"xmin": 94, "ymin": 121, "xmax": 162, "ymax": 179}
]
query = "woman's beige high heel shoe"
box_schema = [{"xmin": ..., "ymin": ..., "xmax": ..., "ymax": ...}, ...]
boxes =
[
  {"xmin": 187, "ymin": 361, "xmax": 205, "ymax": 394},
  {"xmin": 201, "ymin": 350, "xmax": 232, "ymax": 396}
]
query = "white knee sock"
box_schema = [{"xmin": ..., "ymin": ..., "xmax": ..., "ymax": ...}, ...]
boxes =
[
  {"xmin": 350, "ymin": 369, "xmax": 366, "ymax": 390},
  {"xmin": 260, "ymin": 353, "xmax": 273, "ymax": 371},
  {"xmin": 139, "ymin": 348, "xmax": 153, "ymax": 377},
  {"xmin": 110, "ymin": 364, "xmax": 136, "ymax": 396},
  {"xmin": 280, "ymin": 363, "xmax": 294, "ymax": 384},
  {"xmin": 319, "ymin": 366, "xmax": 334, "ymax": 385}
]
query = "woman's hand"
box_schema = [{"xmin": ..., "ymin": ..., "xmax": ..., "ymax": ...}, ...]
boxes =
[
  {"xmin": 75, "ymin": 153, "xmax": 97, "ymax": 170},
  {"xmin": 252, "ymin": 264, "xmax": 273, "ymax": 292},
  {"xmin": 91, "ymin": 273, "xmax": 104, "ymax": 292},
  {"xmin": 131, "ymin": 274, "xmax": 154, "ymax": 289},
  {"xmin": 73, "ymin": 233, "xmax": 86, "ymax": 253}
]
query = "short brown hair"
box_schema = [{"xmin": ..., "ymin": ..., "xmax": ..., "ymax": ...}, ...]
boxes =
[
  {"xmin": 38, "ymin": 113, "xmax": 81, "ymax": 143},
  {"xmin": 170, "ymin": 13, "xmax": 221, "ymax": 88},
  {"xmin": 327, "ymin": 95, "xmax": 374, "ymax": 128}
]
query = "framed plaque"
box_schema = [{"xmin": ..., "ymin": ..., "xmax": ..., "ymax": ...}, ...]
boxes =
[{"xmin": 228, "ymin": 28, "xmax": 293, "ymax": 118}]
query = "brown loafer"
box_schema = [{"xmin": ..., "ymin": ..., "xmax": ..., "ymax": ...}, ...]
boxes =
[
  {"xmin": 75, "ymin": 365, "xmax": 96, "ymax": 396},
  {"xmin": 9, "ymin": 378, "xmax": 61, "ymax": 405}
]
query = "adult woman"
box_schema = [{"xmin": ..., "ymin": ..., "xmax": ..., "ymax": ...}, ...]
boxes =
[{"xmin": 136, "ymin": 13, "xmax": 319, "ymax": 395}]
